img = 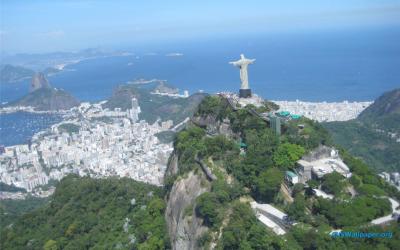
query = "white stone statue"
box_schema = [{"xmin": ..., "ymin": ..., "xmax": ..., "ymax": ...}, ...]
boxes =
[{"xmin": 229, "ymin": 54, "xmax": 255, "ymax": 90}]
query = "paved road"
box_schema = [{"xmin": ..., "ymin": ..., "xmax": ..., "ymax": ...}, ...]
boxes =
[{"xmin": 371, "ymin": 197, "xmax": 399, "ymax": 225}]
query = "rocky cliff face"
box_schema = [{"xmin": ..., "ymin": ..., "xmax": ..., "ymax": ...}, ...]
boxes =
[
  {"xmin": 30, "ymin": 72, "xmax": 51, "ymax": 92},
  {"xmin": 191, "ymin": 115, "xmax": 235, "ymax": 138},
  {"xmin": 165, "ymin": 170, "xmax": 210, "ymax": 250},
  {"xmin": 164, "ymin": 113, "xmax": 235, "ymax": 250}
]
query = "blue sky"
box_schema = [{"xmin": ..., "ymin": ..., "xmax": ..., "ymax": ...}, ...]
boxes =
[{"xmin": 1, "ymin": 0, "xmax": 400, "ymax": 53}]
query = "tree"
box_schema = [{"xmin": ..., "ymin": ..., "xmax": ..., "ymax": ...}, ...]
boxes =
[
  {"xmin": 273, "ymin": 143, "xmax": 305, "ymax": 169},
  {"xmin": 197, "ymin": 96, "xmax": 222, "ymax": 116},
  {"xmin": 220, "ymin": 202, "xmax": 271, "ymax": 249},
  {"xmin": 287, "ymin": 194, "xmax": 307, "ymax": 221},
  {"xmin": 204, "ymin": 135, "xmax": 237, "ymax": 159},
  {"xmin": 255, "ymin": 168, "xmax": 283, "ymax": 203},
  {"xmin": 211, "ymin": 180, "xmax": 231, "ymax": 204},
  {"xmin": 148, "ymin": 198, "xmax": 166, "ymax": 216},
  {"xmin": 244, "ymin": 128, "xmax": 279, "ymax": 169},
  {"xmin": 44, "ymin": 240, "xmax": 58, "ymax": 250},
  {"xmin": 321, "ymin": 172, "xmax": 345, "ymax": 196},
  {"xmin": 306, "ymin": 179, "xmax": 319, "ymax": 189},
  {"xmin": 357, "ymin": 184, "xmax": 385, "ymax": 196},
  {"xmin": 248, "ymin": 224, "xmax": 273, "ymax": 249},
  {"xmin": 349, "ymin": 174, "xmax": 362, "ymax": 188},
  {"xmin": 292, "ymin": 183, "xmax": 305, "ymax": 197},
  {"xmin": 315, "ymin": 196, "xmax": 391, "ymax": 227},
  {"xmin": 0, "ymin": 176, "xmax": 169, "ymax": 249},
  {"xmin": 196, "ymin": 193, "xmax": 221, "ymax": 227}
]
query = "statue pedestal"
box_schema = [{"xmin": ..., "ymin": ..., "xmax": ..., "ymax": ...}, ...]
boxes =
[{"xmin": 239, "ymin": 89, "xmax": 252, "ymax": 98}]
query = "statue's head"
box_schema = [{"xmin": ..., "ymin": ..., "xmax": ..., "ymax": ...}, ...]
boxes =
[{"xmin": 240, "ymin": 54, "xmax": 245, "ymax": 59}]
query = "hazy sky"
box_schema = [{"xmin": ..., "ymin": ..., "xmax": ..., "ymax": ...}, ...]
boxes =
[{"xmin": 1, "ymin": 0, "xmax": 400, "ymax": 53}]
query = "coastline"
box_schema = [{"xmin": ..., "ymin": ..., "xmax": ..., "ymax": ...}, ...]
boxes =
[
  {"xmin": 0, "ymin": 106, "xmax": 70, "ymax": 115},
  {"xmin": 0, "ymin": 99, "xmax": 373, "ymax": 115}
]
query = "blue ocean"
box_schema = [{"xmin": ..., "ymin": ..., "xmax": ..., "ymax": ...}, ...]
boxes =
[
  {"xmin": 0, "ymin": 112, "xmax": 63, "ymax": 146},
  {"xmin": 2, "ymin": 28, "xmax": 399, "ymax": 103},
  {"xmin": 1, "ymin": 27, "xmax": 399, "ymax": 145}
]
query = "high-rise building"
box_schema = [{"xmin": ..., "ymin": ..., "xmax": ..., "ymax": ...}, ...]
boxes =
[
  {"xmin": 128, "ymin": 98, "xmax": 141, "ymax": 122},
  {"xmin": 131, "ymin": 97, "xmax": 139, "ymax": 110}
]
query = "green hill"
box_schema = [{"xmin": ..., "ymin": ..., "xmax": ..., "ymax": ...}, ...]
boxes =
[
  {"xmin": 0, "ymin": 175, "xmax": 169, "ymax": 250},
  {"xmin": 359, "ymin": 89, "xmax": 400, "ymax": 119},
  {"xmin": 166, "ymin": 95, "xmax": 399, "ymax": 249},
  {"xmin": 8, "ymin": 87, "xmax": 79, "ymax": 111},
  {"xmin": 104, "ymin": 83, "xmax": 206, "ymax": 125},
  {"xmin": 358, "ymin": 88, "xmax": 400, "ymax": 132},
  {"xmin": 324, "ymin": 88, "xmax": 400, "ymax": 172},
  {"xmin": 0, "ymin": 196, "xmax": 48, "ymax": 230}
]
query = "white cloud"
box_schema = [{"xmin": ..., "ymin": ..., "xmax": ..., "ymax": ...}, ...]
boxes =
[{"xmin": 165, "ymin": 52, "xmax": 184, "ymax": 57}]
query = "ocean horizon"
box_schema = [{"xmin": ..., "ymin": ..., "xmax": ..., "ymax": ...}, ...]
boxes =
[{"xmin": 1, "ymin": 28, "xmax": 399, "ymax": 104}]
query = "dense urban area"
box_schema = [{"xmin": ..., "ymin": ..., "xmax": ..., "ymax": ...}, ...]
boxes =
[
  {"xmin": 1, "ymin": 93, "xmax": 399, "ymax": 199},
  {"xmin": 0, "ymin": 98, "xmax": 174, "ymax": 198}
]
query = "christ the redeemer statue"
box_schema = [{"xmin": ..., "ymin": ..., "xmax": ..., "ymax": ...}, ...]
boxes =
[{"xmin": 230, "ymin": 54, "xmax": 255, "ymax": 98}]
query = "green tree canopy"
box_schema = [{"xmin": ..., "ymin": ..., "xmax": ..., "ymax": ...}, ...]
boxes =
[
  {"xmin": 255, "ymin": 168, "xmax": 284, "ymax": 203},
  {"xmin": 321, "ymin": 172, "xmax": 345, "ymax": 196},
  {"xmin": 273, "ymin": 143, "xmax": 305, "ymax": 169},
  {"xmin": 195, "ymin": 192, "xmax": 221, "ymax": 228}
]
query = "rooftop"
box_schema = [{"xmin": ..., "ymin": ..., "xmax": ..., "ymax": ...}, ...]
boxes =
[{"xmin": 286, "ymin": 171, "xmax": 298, "ymax": 178}]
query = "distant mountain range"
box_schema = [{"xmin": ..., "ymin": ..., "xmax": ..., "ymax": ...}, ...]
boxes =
[
  {"xmin": 6, "ymin": 73, "xmax": 79, "ymax": 111},
  {"xmin": 0, "ymin": 48, "xmax": 132, "ymax": 72},
  {"xmin": 0, "ymin": 64, "xmax": 63, "ymax": 84},
  {"xmin": 324, "ymin": 88, "xmax": 400, "ymax": 172},
  {"xmin": 0, "ymin": 64, "xmax": 35, "ymax": 83}
]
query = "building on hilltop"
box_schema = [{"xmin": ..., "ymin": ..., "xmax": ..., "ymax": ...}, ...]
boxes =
[
  {"xmin": 285, "ymin": 171, "xmax": 299, "ymax": 185},
  {"xmin": 296, "ymin": 145, "xmax": 351, "ymax": 183}
]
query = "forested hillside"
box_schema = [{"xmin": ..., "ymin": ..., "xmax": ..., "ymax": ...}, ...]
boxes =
[
  {"xmin": 0, "ymin": 175, "xmax": 169, "ymax": 250},
  {"xmin": 1, "ymin": 95, "xmax": 399, "ymax": 250},
  {"xmin": 324, "ymin": 88, "xmax": 400, "ymax": 172},
  {"xmin": 165, "ymin": 95, "xmax": 400, "ymax": 249}
]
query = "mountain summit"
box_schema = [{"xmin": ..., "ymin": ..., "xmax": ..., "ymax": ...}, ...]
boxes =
[
  {"xmin": 8, "ymin": 73, "xmax": 79, "ymax": 111},
  {"xmin": 358, "ymin": 88, "xmax": 400, "ymax": 132},
  {"xmin": 324, "ymin": 88, "xmax": 400, "ymax": 172},
  {"xmin": 359, "ymin": 88, "xmax": 400, "ymax": 118},
  {"xmin": 30, "ymin": 72, "xmax": 51, "ymax": 92}
]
